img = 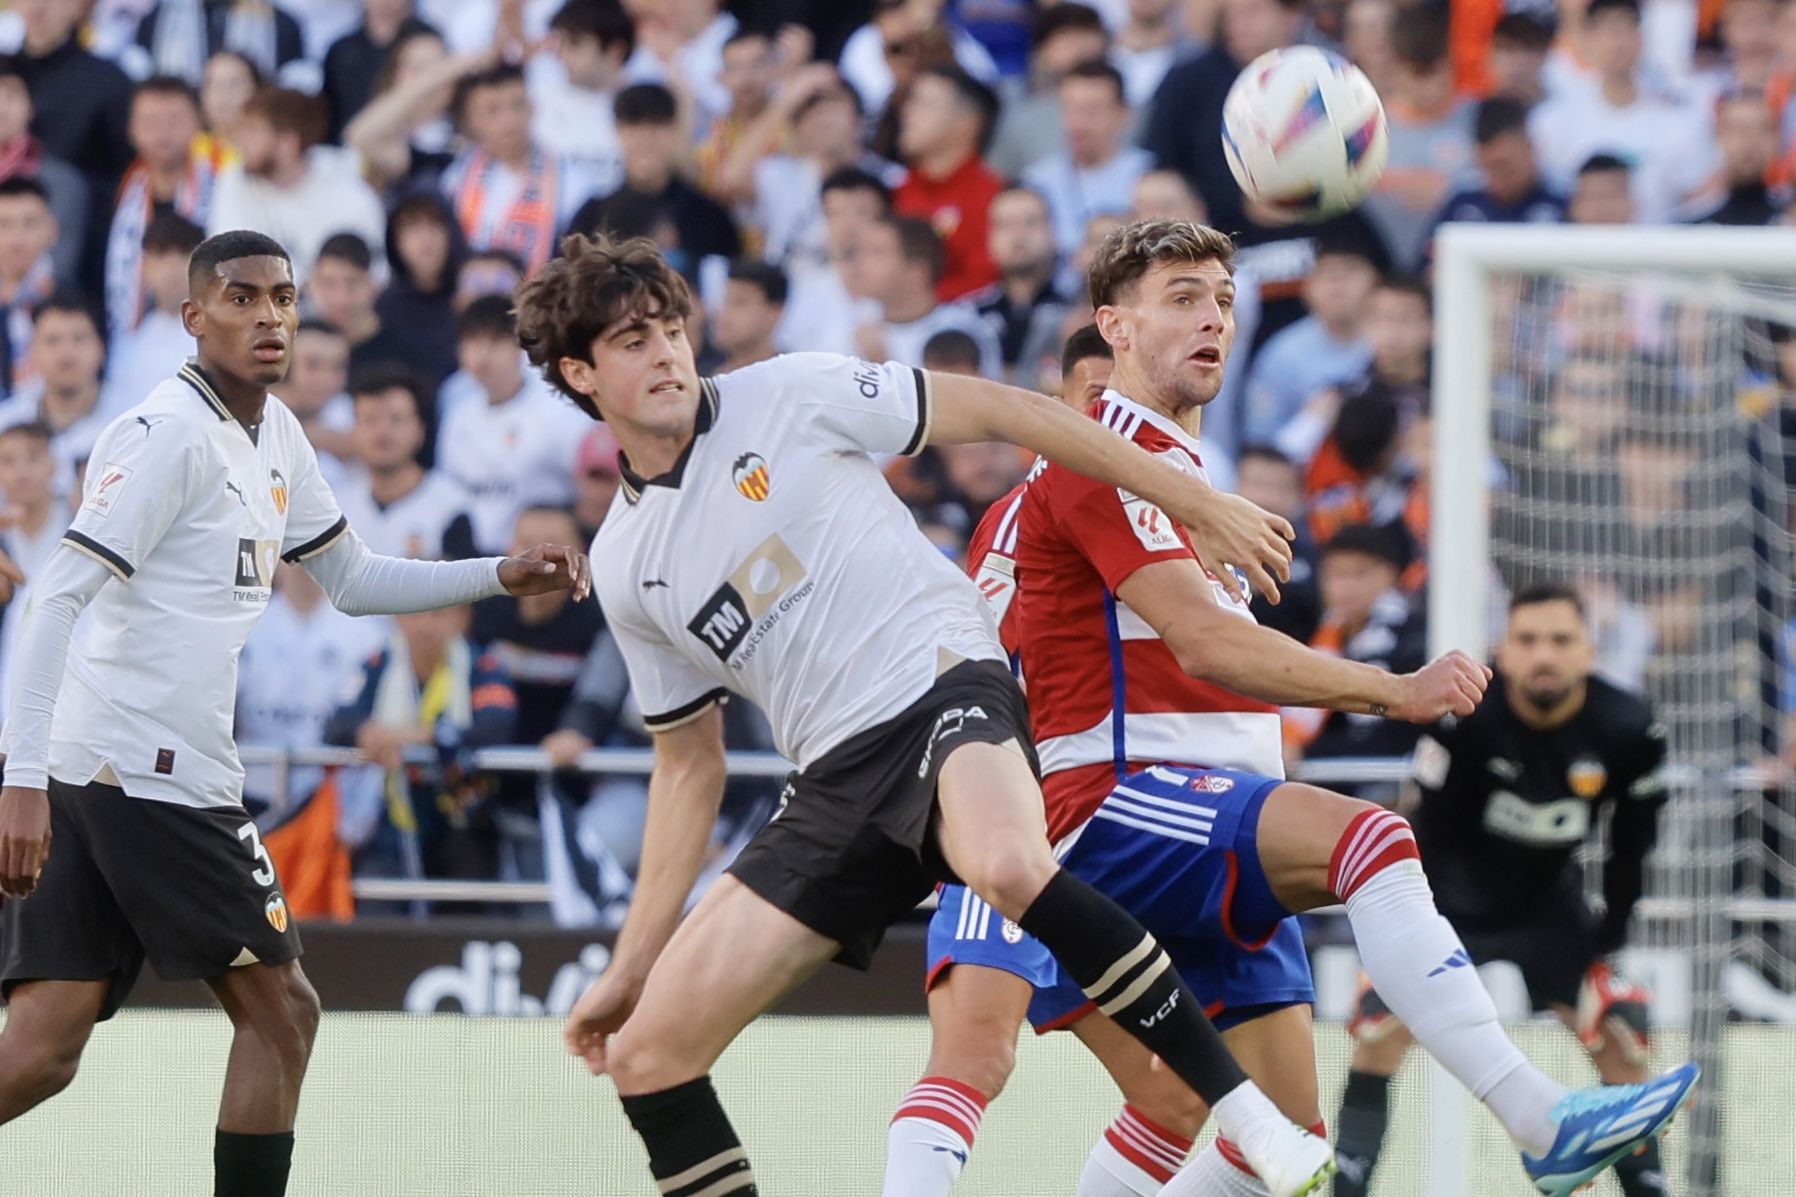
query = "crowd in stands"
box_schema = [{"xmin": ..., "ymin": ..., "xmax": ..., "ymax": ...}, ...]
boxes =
[{"xmin": 0, "ymin": 0, "xmax": 1788, "ymax": 922}]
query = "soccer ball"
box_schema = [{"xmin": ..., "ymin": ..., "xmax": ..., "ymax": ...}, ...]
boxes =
[{"xmin": 1221, "ymin": 46, "xmax": 1389, "ymax": 221}]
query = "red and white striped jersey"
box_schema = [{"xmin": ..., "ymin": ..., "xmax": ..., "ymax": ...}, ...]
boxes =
[
  {"xmin": 995, "ymin": 389, "xmax": 1284, "ymax": 843},
  {"xmin": 966, "ymin": 478, "xmax": 1028, "ymax": 656}
]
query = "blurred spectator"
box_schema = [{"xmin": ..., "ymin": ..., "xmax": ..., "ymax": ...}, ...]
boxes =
[
  {"xmin": 572, "ymin": 424, "xmax": 621, "ymax": 543},
  {"xmin": 342, "ymin": 27, "xmax": 463, "ymax": 193},
  {"xmin": 0, "ymin": 421, "xmax": 67, "ymax": 721},
  {"xmin": 308, "ymin": 233, "xmax": 402, "ymax": 381},
  {"xmin": 1058, "ymin": 320, "xmax": 1114, "ymax": 407},
  {"xmin": 852, "ymin": 213, "xmax": 1001, "ymax": 374},
  {"xmin": 990, "ymin": 4, "xmax": 1111, "ymax": 178},
  {"xmin": 373, "ymin": 194, "xmax": 465, "ymax": 397},
  {"xmin": 972, "ymin": 186, "xmax": 1070, "ymax": 384},
  {"xmin": 696, "ymin": 29, "xmax": 778, "ymax": 203},
  {"xmin": 527, "ymin": 0, "xmax": 634, "ymax": 176},
  {"xmin": 1237, "ymin": 443, "xmax": 1322, "ymax": 643},
  {"xmin": 105, "ymin": 76, "xmax": 216, "ymax": 341},
  {"xmin": 134, "ymin": 0, "xmax": 307, "ymax": 88},
  {"xmin": 322, "ymin": 0, "xmax": 434, "ymax": 141},
  {"xmin": 923, "ymin": 328, "xmax": 985, "ymax": 375},
  {"xmin": 1568, "ymin": 152, "xmax": 1638, "ymax": 224},
  {"xmin": 1143, "ymin": 0, "xmax": 1304, "ymax": 234},
  {"xmin": 0, "ymin": 294, "xmax": 107, "ymax": 496},
  {"xmin": 1130, "ymin": 167, "xmax": 1207, "ymax": 223},
  {"xmin": 1365, "ymin": 7, "xmax": 1476, "ymax": 272},
  {"xmin": 326, "ymin": 602, "xmax": 518, "ymax": 892},
  {"xmin": 779, "ymin": 165, "xmax": 892, "ymax": 355},
  {"xmin": 1684, "ymin": 89, "xmax": 1789, "ymax": 224},
  {"xmin": 840, "ymin": 0, "xmax": 1002, "ymax": 116},
  {"xmin": 436, "ymin": 296, "xmax": 588, "ymax": 554},
  {"xmin": 16, "ymin": 0, "xmax": 134, "ymax": 197},
  {"xmin": 200, "ymin": 49, "xmax": 261, "ymax": 151},
  {"xmin": 894, "ymin": 64, "xmax": 1004, "ymax": 299},
  {"xmin": 940, "ymin": 439, "xmax": 1030, "ymax": 528},
  {"xmin": 104, "ymin": 212, "xmax": 203, "ymax": 402},
  {"xmin": 273, "ymin": 319, "xmax": 356, "ymax": 484},
  {"xmin": 441, "ymin": 63, "xmax": 612, "ymax": 274},
  {"xmin": 0, "ymin": 180, "xmax": 59, "ymax": 395},
  {"xmin": 1024, "ymin": 59, "xmax": 1151, "ymax": 258},
  {"xmin": 716, "ymin": 259, "xmax": 786, "ymax": 374},
  {"xmin": 1342, "ymin": 0, "xmax": 1398, "ymax": 95},
  {"xmin": 567, "ymin": 82, "xmax": 741, "ymax": 275},
  {"xmin": 1697, "ymin": 0, "xmax": 1780, "ymax": 101},
  {"xmin": 1487, "ymin": 12, "xmax": 1553, "ymax": 106},
  {"xmin": 1284, "ymin": 523, "xmax": 1426, "ymax": 759},
  {"xmin": 1527, "ymin": 0, "xmax": 1715, "ymax": 223},
  {"xmin": 622, "ymin": 0, "xmax": 739, "ymax": 124},
  {"xmin": 453, "ymin": 246, "xmax": 526, "ymax": 311},
  {"xmin": 338, "ymin": 365, "xmax": 474, "ymax": 560},
  {"xmin": 1112, "ymin": 0, "xmax": 1189, "ymax": 108},
  {"xmin": 1433, "ymin": 98, "xmax": 1567, "ymax": 231},
  {"xmin": 0, "ymin": 57, "xmax": 83, "ymax": 287},
  {"xmin": 210, "ymin": 86, "xmax": 387, "ymax": 283},
  {"xmin": 1242, "ymin": 231, "xmax": 1377, "ymax": 453}
]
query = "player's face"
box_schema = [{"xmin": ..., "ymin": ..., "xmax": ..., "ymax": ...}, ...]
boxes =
[
  {"xmin": 1498, "ymin": 599, "xmax": 1594, "ymax": 710},
  {"xmin": 573, "ymin": 309, "xmax": 701, "ymax": 438},
  {"xmin": 183, "ymin": 255, "xmax": 300, "ymax": 389},
  {"xmin": 1062, "ymin": 353, "xmax": 1112, "ymax": 409},
  {"xmin": 1102, "ymin": 257, "xmax": 1235, "ymax": 413}
]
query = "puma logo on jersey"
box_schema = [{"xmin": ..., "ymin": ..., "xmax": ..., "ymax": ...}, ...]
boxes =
[
  {"xmin": 134, "ymin": 415, "xmax": 163, "ymax": 437},
  {"xmin": 224, "ymin": 481, "xmax": 247, "ymax": 506},
  {"xmin": 641, "ymin": 578, "xmax": 670, "ymax": 590}
]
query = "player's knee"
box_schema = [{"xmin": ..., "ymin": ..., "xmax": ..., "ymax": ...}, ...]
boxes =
[
  {"xmin": 926, "ymin": 1016, "xmax": 1019, "ymax": 1099},
  {"xmin": 1122, "ymin": 1074, "xmax": 1207, "ymax": 1140},
  {"xmin": 959, "ymin": 848, "xmax": 1057, "ymax": 921},
  {"xmin": 282, "ymin": 971, "xmax": 322, "ymax": 1052},
  {"xmin": 13, "ymin": 1036, "xmax": 83, "ymax": 1103},
  {"xmin": 607, "ymin": 1020, "xmax": 701, "ymax": 1096}
]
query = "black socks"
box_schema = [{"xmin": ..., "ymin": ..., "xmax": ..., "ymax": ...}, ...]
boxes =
[
  {"xmin": 214, "ymin": 1129, "xmax": 294, "ymax": 1197},
  {"xmin": 1332, "ymin": 1069, "xmax": 1393, "ymax": 1197},
  {"xmin": 619, "ymin": 1075, "xmax": 758, "ymax": 1196}
]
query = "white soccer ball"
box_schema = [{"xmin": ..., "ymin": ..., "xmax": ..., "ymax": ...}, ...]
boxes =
[{"xmin": 1221, "ymin": 46, "xmax": 1389, "ymax": 222}]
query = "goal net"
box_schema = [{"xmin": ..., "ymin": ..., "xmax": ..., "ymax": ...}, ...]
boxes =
[{"xmin": 1430, "ymin": 225, "xmax": 1796, "ymax": 1197}]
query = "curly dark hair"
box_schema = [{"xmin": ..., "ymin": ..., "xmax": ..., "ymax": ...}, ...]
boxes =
[{"xmin": 513, "ymin": 233, "xmax": 695, "ymax": 419}]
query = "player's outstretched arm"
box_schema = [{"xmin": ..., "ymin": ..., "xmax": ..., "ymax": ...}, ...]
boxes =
[
  {"xmin": 0, "ymin": 547, "xmax": 111, "ymax": 895},
  {"xmin": 923, "ymin": 371, "xmax": 1294, "ymax": 603},
  {"xmin": 1116, "ymin": 557, "xmax": 1491, "ymax": 721},
  {"xmin": 300, "ymin": 531, "xmax": 591, "ymax": 615},
  {"xmin": 565, "ymin": 705, "xmax": 729, "ymax": 1075}
]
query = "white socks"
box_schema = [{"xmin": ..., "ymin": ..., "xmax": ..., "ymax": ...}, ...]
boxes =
[
  {"xmin": 882, "ymin": 1077, "xmax": 986, "ymax": 1197},
  {"xmin": 1078, "ymin": 1106, "xmax": 1195, "ymax": 1196},
  {"xmin": 1159, "ymin": 1143, "xmax": 1273, "ymax": 1197}
]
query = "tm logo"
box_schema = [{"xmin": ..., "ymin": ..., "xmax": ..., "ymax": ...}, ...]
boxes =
[{"xmin": 1428, "ymin": 949, "xmax": 1474, "ymax": 977}]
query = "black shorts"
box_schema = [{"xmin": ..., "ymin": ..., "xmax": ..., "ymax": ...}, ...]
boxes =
[
  {"xmin": 0, "ymin": 778, "xmax": 303, "ymax": 1020},
  {"xmin": 1448, "ymin": 899, "xmax": 1601, "ymax": 1011},
  {"xmin": 728, "ymin": 658, "xmax": 1037, "ymax": 970}
]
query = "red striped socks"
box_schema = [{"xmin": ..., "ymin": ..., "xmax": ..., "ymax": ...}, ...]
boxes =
[
  {"xmin": 1077, "ymin": 1105, "xmax": 1195, "ymax": 1195},
  {"xmin": 883, "ymin": 1077, "xmax": 987, "ymax": 1196}
]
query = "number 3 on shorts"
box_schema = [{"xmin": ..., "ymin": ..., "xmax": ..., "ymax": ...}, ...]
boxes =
[{"xmin": 237, "ymin": 822, "xmax": 276, "ymax": 887}]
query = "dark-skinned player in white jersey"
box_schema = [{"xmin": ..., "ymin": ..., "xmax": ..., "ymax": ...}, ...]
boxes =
[
  {"xmin": 0, "ymin": 231, "xmax": 589, "ymax": 1197},
  {"xmin": 515, "ymin": 232, "xmax": 1347, "ymax": 1196}
]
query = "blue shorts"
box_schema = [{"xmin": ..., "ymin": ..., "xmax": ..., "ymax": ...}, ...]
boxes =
[{"xmin": 924, "ymin": 765, "xmax": 1315, "ymax": 1033}]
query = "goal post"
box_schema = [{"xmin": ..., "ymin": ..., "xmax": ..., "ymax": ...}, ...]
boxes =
[{"xmin": 1429, "ymin": 223, "xmax": 1796, "ymax": 1197}]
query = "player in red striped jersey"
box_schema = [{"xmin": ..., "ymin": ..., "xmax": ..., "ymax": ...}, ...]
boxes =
[{"xmin": 884, "ymin": 221, "xmax": 1696, "ymax": 1197}]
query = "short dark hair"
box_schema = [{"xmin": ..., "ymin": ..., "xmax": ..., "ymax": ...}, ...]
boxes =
[
  {"xmin": 296, "ymin": 317, "xmax": 345, "ymax": 339},
  {"xmin": 30, "ymin": 290, "xmax": 97, "ymax": 332},
  {"xmin": 1492, "ymin": 11, "xmax": 1554, "ymax": 48},
  {"xmin": 0, "ymin": 176, "xmax": 49, "ymax": 206},
  {"xmin": 0, "ymin": 418, "xmax": 52, "ymax": 447},
  {"xmin": 1510, "ymin": 581, "xmax": 1586, "ymax": 619},
  {"xmin": 549, "ymin": 0, "xmax": 635, "ymax": 56},
  {"xmin": 923, "ymin": 329, "xmax": 982, "ymax": 371},
  {"xmin": 1237, "ymin": 442, "xmax": 1296, "ymax": 470},
  {"xmin": 142, "ymin": 211, "xmax": 206, "ymax": 257},
  {"xmin": 723, "ymin": 27, "xmax": 773, "ymax": 52},
  {"xmin": 514, "ymin": 233, "xmax": 697, "ymax": 417},
  {"xmin": 243, "ymin": 87, "xmax": 328, "ymax": 149},
  {"xmin": 0, "ymin": 55, "xmax": 25, "ymax": 89},
  {"xmin": 133, "ymin": 74, "xmax": 201, "ymax": 110},
  {"xmin": 891, "ymin": 215, "xmax": 947, "ymax": 284},
  {"xmin": 728, "ymin": 259, "xmax": 789, "ymax": 305},
  {"xmin": 452, "ymin": 62, "xmax": 527, "ymax": 127},
  {"xmin": 820, "ymin": 165, "xmax": 892, "ymax": 209},
  {"xmin": 1585, "ymin": 0, "xmax": 1641, "ymax": 23},
  {"xmin": 349, "ymin": 363, "xmax": 428, "ymax": 419},
  {"xmin": 614, "ymin": 82, "xmax": 679, "ymax": 127},
  {"xmin": 1320, "ymin": 522, "xmax": 1404, "ymax": 569},
  {"xmin": 1333, "ymin": 389, "xmax": 1402, "ymax": 474},
  {"xmin": 920, "ymin": 65, "xmax": 1001, "ymax": 153},
  {"xmin": 1061, "ymin": 58, "xmax": 1126, "ymax": 104},
  {"xmin": 188, "ymin": 229, "xmax": 291, "ymax": 291},
  {"xmin": 316, "ymin": 232, "xmax": 374, "ymax": 273},
  {"xmin": 1030, "ymin": 3, "xmax": 1107, "ymax": 50},
  {"xmin": 457, "ymin": 294, "xmax": 516, "ymax": 342},
  {"xmin": 1578, "ymin": 152, "xmax": 1631, "ymax": 178},
  {"xmin": 1376, "ymin": 274, "xmax": 1432, "ymax": 306},
  {"xmin": 1391, "ymin": 5, "xmax": 1450, "ymax": 70},
  {"xmin": 1061, "ymin": 322, "xmax": 1113, "ymax": 377},
  {"xmin": 1474, "ymin": 96, "xmax": 1529, "ymax": 144}
]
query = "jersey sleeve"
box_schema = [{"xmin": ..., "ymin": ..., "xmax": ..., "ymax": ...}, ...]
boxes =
[
  {"xmin": 60, "ymin": 416, "xmax": 194, "ymax": 581},
  {"xmin": 778, "ymin": 352, "xmax": 932, "ymax": 458},
  {"xmin": 1045, "ymin": 463, "xmax": 1196, "ymax": 593},
  {"xmin": 280, "ymin": 431, "xmax": 350, "ymax": 564},
  {"xmin": 604, "ymin": 593, "xmax": 729, "ymax": 732}
]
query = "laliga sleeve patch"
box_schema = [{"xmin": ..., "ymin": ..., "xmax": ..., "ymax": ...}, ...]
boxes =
[
  {"xmin": 1117, "ymin": 488, "xmax": 1183, "ymax": 552},
  {"xmin": 84, "ymin": 463, "xmax": 134, "ymax": 517}
]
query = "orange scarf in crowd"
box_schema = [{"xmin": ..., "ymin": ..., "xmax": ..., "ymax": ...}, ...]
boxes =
[{"xmin": 453, "ymin": 149, "xmax": 561, "ymax": 273}]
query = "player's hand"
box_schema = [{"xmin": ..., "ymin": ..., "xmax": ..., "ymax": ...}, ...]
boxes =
[
  {"xmin": 499, "ymin": 543, "xmax": 592, "ymax": 601},
  {"xmin": 1391, "ymin": 651, "xmax": 1491, "ymax": 723},
  {"xmin": 541, "ymin": 729, "xmax": 594, "ymax": 770},
  {"xmin": 0, "ymin": 785, "xmax": 51, "ymax": 897},
  {"xmin": 1170, "ymin": 489, "xmax": 1293, "ymax": 605},
  {"xmin": 565, "ymin": 972, "xmax": 642, "ymax": 1076}
]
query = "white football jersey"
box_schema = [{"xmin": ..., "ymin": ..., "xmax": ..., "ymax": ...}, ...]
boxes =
[
  {"xmin": 6, "ymin": 363, "xmax": 350, "ymax": 809},
  {"xmin": 592, "ymin": 353, "xmax": 1005, "ymax": 770}
]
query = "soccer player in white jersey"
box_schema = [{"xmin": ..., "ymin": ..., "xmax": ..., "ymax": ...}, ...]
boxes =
[
  {"xmin": 518, "ymin": 234, "xmax": 1340, "ymax": 1197},
  {"xmin": 885, "ymin": 221, "xmax": 1697, "ymax": 1197},
  {"xmin": 0, "ymin": 231, "xmax": 589, "ymax": 1197}
]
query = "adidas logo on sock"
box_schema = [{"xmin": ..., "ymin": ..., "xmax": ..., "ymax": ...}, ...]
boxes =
[{"xmin": 1428, "ymin": 949, "xmax": 1474, "ymax": 977}]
